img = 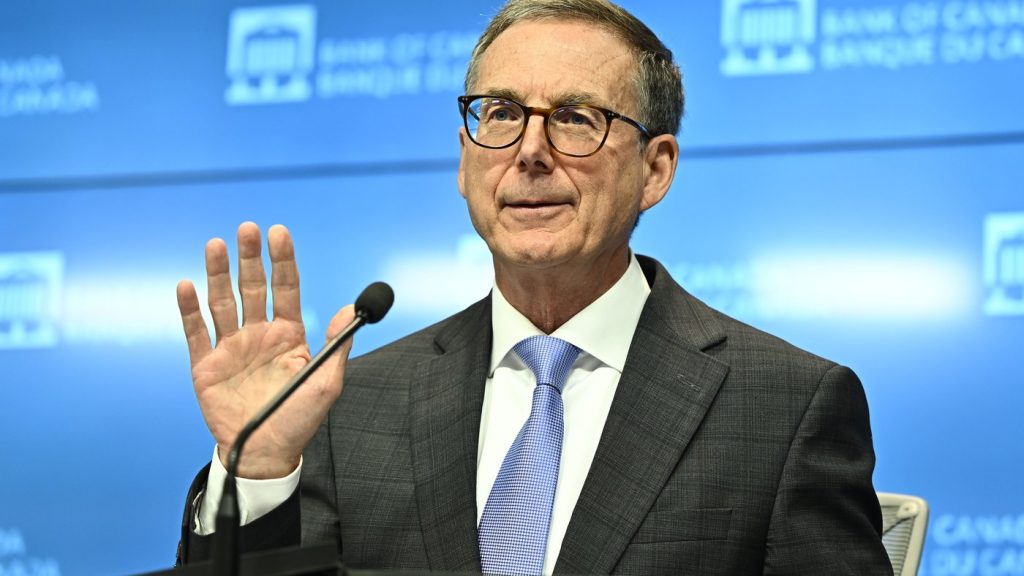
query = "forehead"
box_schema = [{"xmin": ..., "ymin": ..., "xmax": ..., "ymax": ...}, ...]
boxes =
[{"xmin": 474, "ymin": 19, "xmax": 637, "ymax": 111}]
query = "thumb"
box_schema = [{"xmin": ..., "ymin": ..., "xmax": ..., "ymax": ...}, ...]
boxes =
[
  {"xmin": 325, "ymin": 303, "xmax": 358, "ymax": 362},
  {"xmin": 327, "ymin": 303, "xmax": 360, "ymax": 356},
  {"xmin": 327, "ymin": 303, "xmax": 357, "ymax": 341},
  {"xmin": 319, "ymin": 304, "xmax": 357, "ymax": 394}
]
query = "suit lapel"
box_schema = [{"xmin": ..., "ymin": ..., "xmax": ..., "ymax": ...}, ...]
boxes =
[
  {"xmin": 555, "ymin": 257, "xmax": 731, "ymax": 574},
  {"xmin": 408, "ymin": 297, "xmax": 491, "ymax": 572}
]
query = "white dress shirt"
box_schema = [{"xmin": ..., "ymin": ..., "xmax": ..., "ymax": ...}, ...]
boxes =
[
  {"xmin": 478, "ymin": 254, "xmax": 650, "ymax": 574},
  {"xmin": 199, "ymin": 255, "xmax": 651, "ymax": 576}
]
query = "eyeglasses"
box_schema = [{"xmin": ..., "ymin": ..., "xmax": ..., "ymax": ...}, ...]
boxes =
[{"xmin": 458, "ymin": 94, "xmax": 651, "ymax": 158}]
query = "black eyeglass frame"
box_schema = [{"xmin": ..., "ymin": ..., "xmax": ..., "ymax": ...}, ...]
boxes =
[{"xmin": 458, "ymin": 94, "xmax": 652, "ymax": 158}]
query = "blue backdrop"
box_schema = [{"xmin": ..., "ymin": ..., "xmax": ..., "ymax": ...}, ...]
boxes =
[{"xmin": 1, "ymin": 1, "xmax": 1022, "ymax": 574}]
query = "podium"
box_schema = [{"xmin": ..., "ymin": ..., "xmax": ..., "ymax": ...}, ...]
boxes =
[
  {"xmin": 138, "ymin": 544, "xmax": 341, "ymax": 576},
  {"xmin": 137, "ymin": 544, "xmax": 479, "ymax": 576}
]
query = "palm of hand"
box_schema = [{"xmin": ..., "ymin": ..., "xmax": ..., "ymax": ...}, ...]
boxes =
[
  {"xmin": 196, "ymin": 319, "xmax": 310, "ymax": 460},
  {"xmin": 177, "ymin": 223, "xmax": 351, "ymax": 480}
]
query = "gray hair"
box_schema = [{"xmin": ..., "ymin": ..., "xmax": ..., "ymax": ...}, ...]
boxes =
[{"xmin": 464, "ymin": 0, "xmax": 685, "ymax": 140}]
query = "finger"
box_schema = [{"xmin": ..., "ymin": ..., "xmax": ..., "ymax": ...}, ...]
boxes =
[
  {"xmin": 237, "ymin": 222, "xmax": 268, "ymax": 325},
  {"xmin": 320, "ymin": 304, "xmax": 356, "ymax": 392},
  {"xmin": 268, "ymin": 224, "xmax": 302, "ymax": 322},
  {"xmin": 325, "ymin": 305, "xmax": 356, "ymax": 366},
  {"xmin": 326, "ymin": 304, "xmax": 357, "ymax": 340},
  {"xmin": 205, "ymin": 237, "xmax": 239, "ymax": 340},
  {"xmin": 176, "ymin": 279, "xmax": 212, "ymax": 365}
]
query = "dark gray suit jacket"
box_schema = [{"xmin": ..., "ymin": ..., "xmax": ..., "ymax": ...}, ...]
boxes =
[{"xmin": 179, "ymin": 255, "xmax": 893, "ymax": 575}]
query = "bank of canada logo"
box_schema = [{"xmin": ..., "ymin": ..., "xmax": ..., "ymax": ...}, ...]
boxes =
[
  {"xmin": 984, "ymin": 213, "xmax": 1024, "ymax": 316},
  {"xmin": 225, "ymin": 4, "xmax": 317, "ymax": 105},
  {"xmin": 0, "ymin": 252, "xmax": 64, "ymax": 349},
  {"xmin": 720, "ymin": 0, "xmax": 817, "ymax": 77}
]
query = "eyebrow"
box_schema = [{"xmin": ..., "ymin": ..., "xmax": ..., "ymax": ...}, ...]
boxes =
[
  {"xmin": 483, "ymin": 88, "xmax": 526, "ymax": 103},
  {"xmin": 481, "ymin": 88, "xmax": 604, "ymax": 108},
  {"xmin": 552, "ymin": 91, "xmax": 601, "ymax": 107}
]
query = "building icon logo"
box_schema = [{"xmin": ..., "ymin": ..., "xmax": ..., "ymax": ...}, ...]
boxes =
[
  {"xmin": 0, "ymin": 252, "xmax": 64, "ymax": 349},
  {"xmin": 984, "ymin": 213, "xmax": 1024, "ymax": 316},
  {"xmin": 225, "ymin": 4, "xmax": 317, "ymax": 105},
  {"xmin": 720, "ymin": 0, "xmax": 817, "ymax": 77}
]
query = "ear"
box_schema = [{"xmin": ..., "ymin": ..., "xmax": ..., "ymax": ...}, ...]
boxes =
[
  {"xmin": 457, "ymin": 127, "xmax": 469, "ymax": 199},
  {"xmin": 640, "ymin": 134, "xmax": 678, "ymax": 211}
]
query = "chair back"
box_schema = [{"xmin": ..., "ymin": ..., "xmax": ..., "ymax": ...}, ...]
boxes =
[{"xmin": 878, "ymin": 492, "xmax": 929, "ymax": 576}]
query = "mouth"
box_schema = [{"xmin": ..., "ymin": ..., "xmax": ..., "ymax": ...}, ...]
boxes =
[
  {"xmin": 505, "ymin": 200, "xmax": 567, "ymax": 209},
  {"xmin": 502, "ymin": 193, "xmax": 575, "ymax": 208},
  {"xmin": 502, "ymin": 200, "xmax": 573, "ymax": 222}
]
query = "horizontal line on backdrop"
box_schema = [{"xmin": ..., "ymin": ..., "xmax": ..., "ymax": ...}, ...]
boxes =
[
  {"xmin": 2, "ymin": 130, "xmax": 1023, "ymax": 193},
  {"xmin": 682, "ymin": 130, "xmax": 1024, "ymax": 159},
  {"xmin": 0, "ymin": 158, "xmax": 461, "ymax": 194}
]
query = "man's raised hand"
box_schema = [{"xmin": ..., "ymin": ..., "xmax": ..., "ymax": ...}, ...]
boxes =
[{"xmin": 176, "ymin": 222, "xmax": 353, "ymax": 479}]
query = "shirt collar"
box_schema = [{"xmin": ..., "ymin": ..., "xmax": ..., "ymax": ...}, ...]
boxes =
[{"xmin": 489, "ymin": 253, "xmax": 651, "ymax": 375}]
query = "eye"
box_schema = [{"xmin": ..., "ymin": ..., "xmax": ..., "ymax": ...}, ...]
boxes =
[
  {"xmin": 553, "ymin": 106, "xmax": 600, "ymax": 129},
  {"xmin": 480, "ymin": 100, "xmax": 521, "ymax": 123},
  {"xmin": 569, "ymin": 112, "xmax": 589, "ymax": 125}
]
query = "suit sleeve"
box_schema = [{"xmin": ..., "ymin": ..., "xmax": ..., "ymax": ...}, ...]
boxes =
[
  {"xmin": 175, "ymin": 463, "xmax": 302, "ymax": 565},
  {"xmin": 762, "ymin": 364, "xmax": 894, "ymax": 576},
  {"xmin": 296, "ymin": 404, "xmax": 343, "ymax": 547},
  {"xmin": 175, "ymin": 404, "xmax": 343, "ymax": 566}
]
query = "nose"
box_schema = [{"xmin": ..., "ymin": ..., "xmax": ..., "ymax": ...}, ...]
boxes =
[{"xmin": 515, "ymin": 113, "xmax": 555, "ymax": 174}]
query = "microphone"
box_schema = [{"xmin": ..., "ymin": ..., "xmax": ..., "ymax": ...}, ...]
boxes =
[
  {"xmin": 212, "ymin": 282, "xmax": 394, "ymax": 576},
  {"xmin": 354, "ymin": 281, "xmax": 394, "ymax": 324}
]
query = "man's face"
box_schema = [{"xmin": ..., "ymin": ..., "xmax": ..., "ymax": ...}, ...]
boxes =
[{"xmin": 458, "ymin": 20, "xmax": 663, "ymax": 276}]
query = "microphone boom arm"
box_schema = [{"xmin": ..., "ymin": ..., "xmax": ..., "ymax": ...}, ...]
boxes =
[{"xmin": 212, "ymin": 282, "xmax": 394, "ymax": 576}]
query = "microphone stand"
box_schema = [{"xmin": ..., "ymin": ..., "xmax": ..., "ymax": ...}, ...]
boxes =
[{"xmin": 212, "ymin": 283, "xmax": 393, "ymax": 576}]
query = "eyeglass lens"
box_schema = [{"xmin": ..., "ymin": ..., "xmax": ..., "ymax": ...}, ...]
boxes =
[{"xmin": 465, "ymin": 97, "xmax": 608, "ymax": 156}]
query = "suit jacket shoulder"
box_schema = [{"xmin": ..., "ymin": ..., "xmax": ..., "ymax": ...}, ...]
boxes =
[
  {"xmin": 565, "ymin": 255, "xmax": 891, "ymax": 575},
  {"xmin": 345, "ymin": 294, "xmax": 492, "ymax": 381}
]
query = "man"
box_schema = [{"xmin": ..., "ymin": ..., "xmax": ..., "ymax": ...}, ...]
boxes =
[{"xmin": 176, "ymin": 0, "xmax": 893, "ymax": 574}]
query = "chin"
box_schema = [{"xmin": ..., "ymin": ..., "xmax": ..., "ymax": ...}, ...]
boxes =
[{"xmin": 497, "ymin": 241, "xmax": 575, "ymax": 271}]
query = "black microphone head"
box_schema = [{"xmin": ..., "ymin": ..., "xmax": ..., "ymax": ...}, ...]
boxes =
[{"xmin": 355, "ymin": 281, "xmax": 394, "ymax": 324}]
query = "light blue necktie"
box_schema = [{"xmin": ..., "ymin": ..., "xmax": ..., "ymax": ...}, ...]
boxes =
[{"xmin": 479, "ymin": 335, "xmax": 581, "ymax": 576}]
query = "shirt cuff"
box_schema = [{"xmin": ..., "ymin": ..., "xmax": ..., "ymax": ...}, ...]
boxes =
[{"xmin": 194, "ymin": 445, "xmax": 302, "ymax": 535}]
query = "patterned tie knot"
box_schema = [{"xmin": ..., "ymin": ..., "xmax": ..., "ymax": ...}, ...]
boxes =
[{"xmin": 513, "ymin": 335, "xmax": 581, "ymax": 393}]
